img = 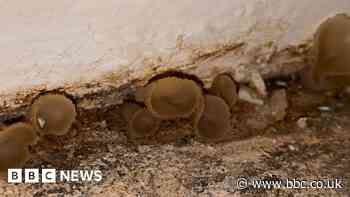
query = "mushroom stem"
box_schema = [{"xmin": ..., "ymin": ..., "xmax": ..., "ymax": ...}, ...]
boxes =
[{"xmin": 0, "ymin": 123, "xmax": 37, "ymax": 173}]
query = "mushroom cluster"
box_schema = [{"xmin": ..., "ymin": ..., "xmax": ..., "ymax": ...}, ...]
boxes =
[
  {"xmin": 126, "ymin": 73, "xmax": 238, "ymax": 143},
  {"xmin": 0, "ymin": 94, "xmax": 76, "ymax": 175}
]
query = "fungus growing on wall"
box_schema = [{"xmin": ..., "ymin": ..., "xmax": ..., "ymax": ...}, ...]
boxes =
[
  {"xmin": 209, "ymin": 74, "xmax": 238, "ymax": 108},
  {"xmin": 194, "ymin": 95, "xmax": 231, "ymax": 142},
  {"xmin": 145, "ymin": 77, "xmax": 203, "ymax": 119},
  {"xmin": 0, "ymin": 123, "xmax": 38, "ymax": 173},
  {"xmin": 121, "ymin": 103, "xmax": 160, "ymax": 139},
  {"xmin": 307, "ymin": 14, "xmax": 350, "ymax": 91},
  {"xmin": 30, "ymin": 94, "xmax": 76, "ymax": 136}
]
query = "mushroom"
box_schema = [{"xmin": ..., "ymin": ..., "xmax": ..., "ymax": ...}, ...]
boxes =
[
  {"xmin": 0, "ymin": 123, "xmax": 38, "ymax": 173},
  {"xmin": 209, "ymin": 74, "xmax": 238, "ymax": 108},
  {"xmin": 30, "ymin": 94, "xmax": 76, "ymax": 136},
  {"xmin": 194, "ymin": 95, "xmax": 231, "ymax": 142},
  {"xmin": 121, "ymin": 103, "xmax": 160, "ymax": 139},
  {"xmin": 145, "ymin": 77, "xmax": 203, "ymax": 119},
  {"xmin": 308, "ymin": 14, "xmax": 350, "ymax": 91}
]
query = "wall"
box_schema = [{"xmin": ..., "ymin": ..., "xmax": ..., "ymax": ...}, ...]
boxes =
[{"xmin": 0, "ymin": 0, "xmax": 349, "ymax": 95}]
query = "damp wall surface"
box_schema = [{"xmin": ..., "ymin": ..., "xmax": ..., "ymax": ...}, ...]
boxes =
[{"xmin": 0, "ymin": 0, "xmax": 349, "ymax": 96}]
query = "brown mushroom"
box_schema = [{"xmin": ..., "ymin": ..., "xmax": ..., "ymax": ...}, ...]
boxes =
[
  {"xmin": 194, "ymin": 95, "xmax": 231, "ymax": 142},
  {"xmin": 0, "ymin": 123, "xmax": 37, "ymax": 173},
  {"xmin": 120, "ymin": 103, "xmax": 160, "ymax": 139},
  {"xmin": 145, "ymin": 77, "xmax": 203, "ymax": 119},
  {"xmin": 209, "ymin": 74, "xmax": 238, "ymax": 108},
  {"xmin": 308, "ymin": 14, "xmax": 350, "ymax": 91},
  {"xmin": 30, "ymin": 94, "xmax": 76, "ymax": 136}
]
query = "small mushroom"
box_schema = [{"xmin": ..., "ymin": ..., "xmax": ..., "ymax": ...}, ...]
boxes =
[
  {"xmin": 1, "ymin": 123, "xmax": 39, "ymax": 146},
  {"xmin": 121, "ymin": 103, "xmax": 160, "ymax": 139},
  {"xmin": 308, "ymin": 14, "xmax": 350, "ymax": 91},
  {"xmin": 194, "ymin": 95, "xmax": 231, "ymax": 142},
  {"xmin": 30, "ymin": 94, "xmax": 76, "ymax": 136},
  {"xmin": 145, "ymin": 77, "xmax": 203, "ymax": 119},
  {"xmin": 209, "ymin": 74, "xmax": 238, "ymax": 108},
  {"xmin": 0, "ymin": 123, "xmax": 37, "ymax": 173}
]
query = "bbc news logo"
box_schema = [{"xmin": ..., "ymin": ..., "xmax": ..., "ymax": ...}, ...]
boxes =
[{"xmin": 7, "ymin": 169, "xmax": 102, "ymax": 183}]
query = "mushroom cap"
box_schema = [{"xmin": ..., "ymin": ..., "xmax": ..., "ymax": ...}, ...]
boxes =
[
  {"xmin": 0, "ymin": 124, "xmax": 33, "ymax": 172},
  {"xmin": 128, "ymin": 108, "xmax": 160, "ymax": 139},
  {"xmin": 0, "ymin": 143, "xmax": 29, "ymax": 173},
  {"xmin": 30, "ymin": 94, "xmax": 76, "ymax": 136},
  {"xmin": 1, "ymin": 123, "xmax": 38, "ymax": 146},
  {"xmin": 194, "ymin": 95, "xmax": 231, "ymax": 142},
  {"xmin": 0, "ymin": 139, "xmax": 30, "ymax": 172},
  {"xmin": 209, "ymin": 74, "xmax": 237, "ymax": 108},
  {"xmin": 145, "ymin": 77, "xmax": 203, "ymax": 119},
  {"xmin": 312, "ymin": 14, "xmax": 350, "ymax": 89}
]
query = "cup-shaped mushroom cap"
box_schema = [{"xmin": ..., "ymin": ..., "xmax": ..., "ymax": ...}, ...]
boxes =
[
  {"xmin": 128, "ymin": 108, "xmax": 160, "ymax": 139},
  {"xmin": 0, "ymin": 124, "xmax": 33, "ymax": 173},
  {"xmin": 194, "ymin": 95, "xmax": 231, "ymax": 141},
  {"xmin": 30, "ymin": 94, "xmax": 76, "ymax": 136},
  {"xmin": 312, "ymin": 14, "xmax": 350, "ymax": 89},
  {"xmin": 145, "ymin": 77, "xmax": 203, "ymax": 119},
  {"xmin": 134, "ymin": 86, "xmax": 149, "ymax": 103},
  {"xmin": 1, "ymin": 123, "xmax": 38, "ymax": 146},
  {"xmin": 0, "ymin": 143, "xmax": 29, "ymax": 173},
  {"xmin": 209, "ymin": 74, "xmax": 237, "ymax": 108}
]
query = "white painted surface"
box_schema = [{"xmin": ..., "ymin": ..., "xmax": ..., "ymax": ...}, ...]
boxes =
[{"xmin": 0, "ymin": 0, "xmax": 349, "ymax": 94}]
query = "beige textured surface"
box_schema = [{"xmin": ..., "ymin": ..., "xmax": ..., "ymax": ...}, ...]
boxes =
[{"xmin": 0, "ymin": 0, "xmax": 349, "ymax": 95}]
